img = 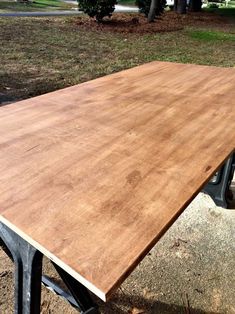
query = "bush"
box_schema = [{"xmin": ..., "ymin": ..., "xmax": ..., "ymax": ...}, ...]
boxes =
[
  {"xmin": 136, "ymin": 0, "xmax": 166, "ymax": 17},
  {"xmin": 78, "ymin": 0, "xmax": 117, "ymax": 22}
]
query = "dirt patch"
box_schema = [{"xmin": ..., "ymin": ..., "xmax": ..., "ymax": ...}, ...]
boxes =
[{"xmin": 72, "ymin": 11, "xmax": 232, "ymax": 34}]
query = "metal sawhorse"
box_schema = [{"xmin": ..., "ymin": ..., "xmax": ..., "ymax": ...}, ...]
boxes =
[
  {"xmin": 0, "ymin": 223, "xmax": 99, "ymax": 314},
  {"xmin": 203, "ymin": 153, "xmax": 235, "ymax": 208}
]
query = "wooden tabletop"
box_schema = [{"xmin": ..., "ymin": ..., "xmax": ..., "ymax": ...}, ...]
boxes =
[{"xmin": 0, "ymin": 62, "xmax": 235, "ymax": 301}]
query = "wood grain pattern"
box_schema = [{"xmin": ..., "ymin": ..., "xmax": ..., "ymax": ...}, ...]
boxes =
[{"xmin": 0, "ymin": 62, "xmax": 235, "ymax": 301}]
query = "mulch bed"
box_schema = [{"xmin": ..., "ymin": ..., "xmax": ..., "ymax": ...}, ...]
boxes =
[{"xmin": 72, "ymin": 11, "xmax": 230, "ymax": 34}]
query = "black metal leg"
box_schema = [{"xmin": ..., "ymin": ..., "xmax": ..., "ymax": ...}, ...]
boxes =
[
  {"xmin": 0, "ymin": 222, "xmax": 100, "ymax": 314},
  {"xmin": 21, "ymin": 247, "xmax": 43, "ymax": 314},
  {"xmin": 203, "ymin": 153, "xmax": 235, "ymax": 208},
  {"xmin": 52, "ymin": 262, "xmax": 99, "ymax": 314},
  {"xmin": 0, "ymin": 222, "xmax": 43, "ymax": 314}
]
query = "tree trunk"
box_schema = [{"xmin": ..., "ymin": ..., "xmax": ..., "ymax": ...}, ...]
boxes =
[
  {"xmin": 177, "ymin": 0, "xmax": 187, "ymax": 13},
  {"xmin": 189, "ymin": 0, "xmax": 202, "ymax": 11},
  {"xmin": 174, "ymin": 0, "xmax": 178, "ymax": 11},
  {"xmin": 148, "ymin": 0, "xmax": 158, "ymax": 22}
]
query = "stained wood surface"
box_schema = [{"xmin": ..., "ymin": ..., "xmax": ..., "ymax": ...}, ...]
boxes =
[{"xmin": 0, "ymin": 62, "xmax": 235, "ymax": 301}]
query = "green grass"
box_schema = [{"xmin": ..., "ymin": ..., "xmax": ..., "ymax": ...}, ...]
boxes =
[
  {"xmin": 188, "ymin": 29, "xmax": 235, "ymax": 41},
  {"xmin": 0, "ymin": 15, "xmax": 234, "ymax": 103},
  {"xmin": 0, "ymin": 0, "xmax": 76, "ymax": 13},
  {"xmin": 205, "ymin": 7, "xmax": 235, "ymax": 19}
]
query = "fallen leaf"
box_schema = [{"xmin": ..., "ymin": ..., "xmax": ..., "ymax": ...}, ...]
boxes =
[
  {"xmin": 143, "ymin": 288, "xmax": 157, "ymax": 300},
  {"xmin": 130, "ymin": 307, "xmax": 145, "ymax": 314}
]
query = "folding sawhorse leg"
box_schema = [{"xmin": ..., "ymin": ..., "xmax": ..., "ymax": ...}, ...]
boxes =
[
  {"xmin": 203, "ymin": 153, "xmax": 235, "ymax": 208},
  {"xmin": 0, "ymin": 222, "xmax": 42, "ymax": 314},
  {"xmin": 0, "ymin": 222, "xmax": 99, "ymax": 314}
]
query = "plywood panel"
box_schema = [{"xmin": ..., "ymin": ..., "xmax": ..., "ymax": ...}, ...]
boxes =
[{"xmin": 0, "ymin": 62, "xmax": 234, "ymax": 301}]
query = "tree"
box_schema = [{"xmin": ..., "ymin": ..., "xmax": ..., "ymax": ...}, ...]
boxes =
[
  {"xmin": 176, "ymin": 0, "xmax": 187, "ymax": 13},
  {"xmin": 188, "ymin": 0, "xmax": 202, "ymax": 11},
  {"xmin": 173, "ymin": 0, "xmax": 186, "ymax": 13},
  {"xmin": 174, "ymin": 0, "xmax": 178, "ymax": 11},
  {"xmin": 148, "ymin": 0, "xmax": 158, "ymax": 22},
  {"xmin": 136, "ymin": 0, "xmax": 166, "ymax": 22},
  {"xmin": 174, "ymin": 0, "xmax": 202, "ymax": 13}
]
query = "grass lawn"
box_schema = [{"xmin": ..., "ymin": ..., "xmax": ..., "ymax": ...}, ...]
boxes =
[
  {"xmin": 205, "ymin": 7, "xmax": 235, "ymax": 18},
  {"xmin": 0, "ymin": 10, "xmax": 234, "ymax": 103},
  {"xmin": 188, "ymin": 29, "xmax": 235, "ymax": 41},
  {"xmin": 0, "ymin": 0, "xmax": 76, "ymax": 13}
]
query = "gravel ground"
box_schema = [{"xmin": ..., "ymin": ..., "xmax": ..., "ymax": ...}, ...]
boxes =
[{"xmin": 0, "ymin": 190, "xmax": 235, "ymax": 314}]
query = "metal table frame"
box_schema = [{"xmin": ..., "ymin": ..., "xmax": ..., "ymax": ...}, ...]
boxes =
[
  {"xmin": 0, "ymin": 223, "xmax": 99, "ymax": 314},
  {"xmin": 0, "ymin": 153, "xmax": 234, "ymax": 314},
  {"xmin": 203, "ymin": 153, "xmax": 235, "ymax": 208}
]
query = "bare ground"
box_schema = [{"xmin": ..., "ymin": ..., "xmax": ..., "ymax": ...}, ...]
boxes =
[{"xmin": 72, "ymin": 11, "xmax": 235, "ymax": 34}]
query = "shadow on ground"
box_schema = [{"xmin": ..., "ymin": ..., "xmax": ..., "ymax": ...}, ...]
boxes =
[
  {"xmin": 98, "ymin": 292, "xmax": 219, "ymax": 314},
  {"xmin": 0, "ymin": 71, "xmax": 66, "ymax": 106}
]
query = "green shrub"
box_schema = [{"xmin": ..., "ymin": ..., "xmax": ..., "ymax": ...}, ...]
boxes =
[
  {"xmin": 78, "ymin": 0, "xmax": 117, "ymax": 22},
  {"xmin": 136, "ymin": 0, "xmax": 166, "ymax": 17}
]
